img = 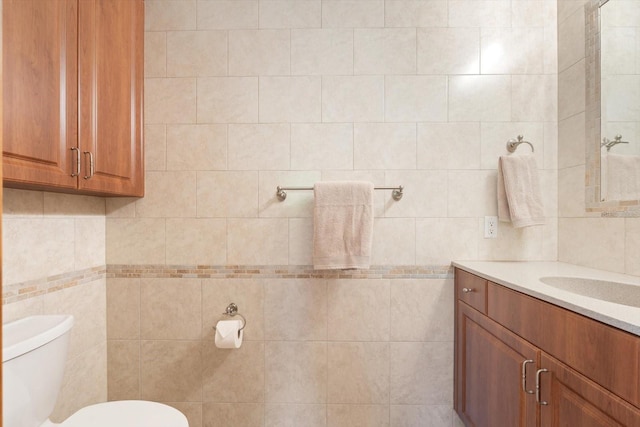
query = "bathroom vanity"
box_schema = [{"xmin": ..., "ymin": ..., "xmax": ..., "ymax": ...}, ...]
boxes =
[{"xmin": 453, "ymin": 261, "xmax": 640, "ymax": 427}]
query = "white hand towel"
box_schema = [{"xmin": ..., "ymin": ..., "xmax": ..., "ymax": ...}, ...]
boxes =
[
  {"xmin": 604, "ymin": 153, "xmax": 640, "ymax": 201},
  {"xmin": 313, "ymin": 181, "xmax": 374, "ymax": 270},
  {"xmin": 497, "ymin": 154, "xmax": 545, "ymax": 228}
]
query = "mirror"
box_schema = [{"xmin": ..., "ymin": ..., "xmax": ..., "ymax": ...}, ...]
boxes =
[{"xmin": 585, "ymin": 0, "xmax": 640, "ymax": 214}]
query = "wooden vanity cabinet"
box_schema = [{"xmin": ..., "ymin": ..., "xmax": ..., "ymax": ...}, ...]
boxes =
[
  {"xmin": 454, "ymin": 268, "xmax": 640, "ymax": 427},
  {"xmin": 2, "ymin": 0, "xmax": 144, "ymax": 197}
]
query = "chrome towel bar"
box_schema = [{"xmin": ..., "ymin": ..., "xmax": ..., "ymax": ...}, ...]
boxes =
[{"xmin": 276, "ymin": 185, "xmax": 404, "ymax": 202}]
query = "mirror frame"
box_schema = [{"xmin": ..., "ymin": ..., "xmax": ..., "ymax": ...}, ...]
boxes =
[{"xmin": 585, "ymin": 0, "xmax": 640, "ymax": 216}]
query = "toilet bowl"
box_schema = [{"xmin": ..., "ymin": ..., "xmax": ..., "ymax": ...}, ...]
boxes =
[{"xmin": 3, "ymin": 315, "xmax": 189, "ymax": 427}]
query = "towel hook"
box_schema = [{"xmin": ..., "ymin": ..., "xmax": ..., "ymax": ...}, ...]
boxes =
[
  {"xmin": 212, "ymin": 303, "xmax": 246, "ymax": 332},
  {"xmin": 506, "ymin": 135, "xmax": 535, "ymax": 153}
]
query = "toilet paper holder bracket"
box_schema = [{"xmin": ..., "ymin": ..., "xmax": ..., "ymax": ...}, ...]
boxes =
[{"xmin": 213, "ymin": 302, "xmax": 246, "ymax": 332}]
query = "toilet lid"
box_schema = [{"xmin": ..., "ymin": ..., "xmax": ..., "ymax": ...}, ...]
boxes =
[{"xmin": 60, "ymin": 400, "xmax": 189, "ymax": 427}]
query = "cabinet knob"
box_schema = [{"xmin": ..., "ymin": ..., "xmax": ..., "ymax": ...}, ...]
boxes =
[{"xmin": 462, "ymin": 287, "xmax": 474, "ymax": 293}]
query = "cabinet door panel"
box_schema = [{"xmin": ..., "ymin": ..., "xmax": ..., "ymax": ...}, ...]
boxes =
[
  {"xmin": 3, "ymin": 0, "xmax": 78, "ymax": 190},
  {"xmin": 540, "ymin": 354, "xmax": 640, "ymax": 427},
  {"xmin": 456, "ymin": 301, "xmax": 538, "ymax": 427},
  {"xmin": 78, "ymin": 0, "xmax": 143, "ymax": 196}
]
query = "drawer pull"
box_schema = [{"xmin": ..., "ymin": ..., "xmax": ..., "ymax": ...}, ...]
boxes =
[
  {"xmin": 521, "ymin": 360, "xmax": 534, "ymax": 394},
  {"xmin": 462, "ymin": 288, "xmax": 475, "ymax": 293},
  {"xmin": 536, "ymin": 368, "xmax": 549, "ymax": 405},
  {"xmin": 70, "ymin": 147, "xmax": 80, "ymax": 177},
  {"xmin": 83, "ymin": 151, "xmax": 94, "ymax": 179}
]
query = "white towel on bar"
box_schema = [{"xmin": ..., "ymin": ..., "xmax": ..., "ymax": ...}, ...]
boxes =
[
  {"xmin": 497, "ymin": 154, "xmax": 545, "ymax": 228},
  {"xmin": 313, "ymin": 181, "xmax": 374, "ymax": 270},
  {"xmin": 605, "ymin": 153, "xmax": 640, "ymax": 201}
]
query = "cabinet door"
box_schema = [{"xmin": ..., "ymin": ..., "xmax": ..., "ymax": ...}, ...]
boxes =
[
  {"xmin": 3, "ymin": 0, "xmax": 78, "ymax": 190},
  {"xmin": 456, "ymin": 301, "xmax": 539, "ymax": 427},
  {"xmin": 78, "ymin": 0, "xmax": 144, "ymax": 196},
  {"xmin": 539, "ymin": 354, "xmax": 640, "ymax": 427}
]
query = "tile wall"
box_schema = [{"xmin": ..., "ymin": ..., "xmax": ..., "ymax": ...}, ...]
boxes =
[{"xmin": 557, "ymin": 0, "xmax": 640, "ymax": 275}]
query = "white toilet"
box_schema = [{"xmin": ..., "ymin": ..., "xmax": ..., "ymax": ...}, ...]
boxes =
[{"xmin": 3, "ymin": 315, "xmax": 189, "ymax": 427}]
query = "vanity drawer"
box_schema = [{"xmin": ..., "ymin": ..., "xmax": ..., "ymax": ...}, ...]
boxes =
[{"xmin": 455, "ymin": 268, "xmax": 487, "ymax": 314}]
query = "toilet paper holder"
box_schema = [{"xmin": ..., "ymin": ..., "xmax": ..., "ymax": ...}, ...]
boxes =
[{"xmin": 213, "ymin": 303, "xmax": 246, "ymax": 332}]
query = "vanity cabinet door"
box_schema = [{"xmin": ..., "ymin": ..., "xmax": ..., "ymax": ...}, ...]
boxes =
[
  {"xmin": 456, "ymin": 301, "xmax": 539, "ymax": 427},
  {"xmin": 539, "ymin": 353, "xmax": 640, "ymax": 427}
]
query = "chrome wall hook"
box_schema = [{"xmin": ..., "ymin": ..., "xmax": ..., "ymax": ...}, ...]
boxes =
[{"xmin": 506, "ymin": 135, "xmax": 535, "ymax": 153}]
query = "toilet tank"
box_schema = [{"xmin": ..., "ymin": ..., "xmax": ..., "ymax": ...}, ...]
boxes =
[{"xmin": 3, "ymin": 315, "xmax": 75, "ymax": 427}]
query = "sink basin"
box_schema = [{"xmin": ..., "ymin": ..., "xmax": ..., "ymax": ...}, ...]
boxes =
[{"xmin": 539, "ymin": 276, "xmax": 640, "ymax": 308}]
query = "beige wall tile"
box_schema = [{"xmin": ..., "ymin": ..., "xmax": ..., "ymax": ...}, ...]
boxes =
[
  {"xmin": 145, "ymin": 0, "xmax": 196, "ymax": 31},
  {"xmin": 197, "ymin": 77, "xmax": 259, "ymax": 123},
  {"xmin": 105, "ymin": 198, "xmax": 137, "ymax": 218},
  {"xmin": 559, "ymin": 218, "xmax": 626, "ymax": 273},
  {"xmin": 228, "ymin": 124, "xmax": 290, "ymax": 170},
  {"xmin": 543, "ymin": 121, "xmax": 559, "ymax": 171},
  {"xmin": 512, "ymin": 0, "xmax": 556, "ymax": 28},
  {"xmin": 202, "ymin": 279, "xmax": 264, "ymax": 341},
  {"xmin": 558, "ymin": 60, "xmax": 586, "ymax": 121},
  {"xmin": 3, "ymin": 296, "xmax": 44, "ymax": 324},
  {"xmin": 266, "ymin": 404, "xmax": 326, "ymax": 427},
  {"xmin": 197, "ymin": 171, "xmax": 259, "ymax": 217},
  {"xmin": 107, "ymin": 340, "xmax": 140, "ymax": 401},
  {"xmin": 390, "ymin": 342, "xmax": 453, "ymax": 405},
  {"xmin": 418, "ymin": 28, "xmax": 479, "ymax": 75},
  {"xmin": 288, "ymin": 218, "xmax": 313, "ymax": 265},
  {"xmin": 390, "ymin": 405, "xmax": 452, "ymax": 427},
  {"xmin": 447, "ymin": 170, "xmax": 498, "ymax": 217},
  {"xmin": 448, "ymin": 75, "xmax": 511, "ymax": 122},
  {"xmin": 322, "ymin": 76, "xmax": 384, "ymax": 123},
  {"xmin": 260, "ymin": 1, "xmax": 321, "ymax": 29},
  {"xmin": 2, "ymin": 188, "xmax": 43, "ymax": 216},
  {"xmin": 202, "ymin": 341, "xmax": 265, "ymax": 402},
  {"xmin": 167, "ymin": 403, "xmax": 202, "ymax": 427},
  {"xmin": 140, "ymin": 278, "xmax": 202, "ymax": 340},
  {"xmin": 417, "ymin": 122, "xmax": 481, "ymax": 170},
  {"xmin": 166, "ymin": 124, "xmax": 227, "ymax": 171},
  {"xmin": 328, "ymin": 405, "xmax": 390, "ymax": 427},
  {"xmin": 390, "ymin": 279, "xmax": 454, "ymax": 342},
  {"xmin": 75, "ymin": 217, "xmax": 106, "ymax": 270},
  {"xmin": 291, "ymin": 124, "xmax": 353, "ymax": 170},
  {"xmin": 203, "ymin": 403, "xmax": 264, "ymax": 427},
  {"xmin": 480, "ymin": 28, "xmax": 545, "ymax": 75},
  {"xmin": 227, "ymin": 218, "xmax": 289, "ymax": 265},
  {"xmin": 559, "ymin": 165, "xmax": 586, "ymax": 218},
  {"xmin": 145, "ymin": 31, "xmax": 166, "ymax": 77},
  {"xmin": 141, "ymin": 340, "xmax": 202, "ymax": 402},
  {"xmin": 52, "ymin": 342, "xmax": 107, "ymax": 422},
  {"xmin": 167, "ymin": 31, "xmax": 227, "ymax": 77},
  {"xmin": 477, "ymin": 218, "xmax": 545, "ymax": 261},
  {"xmin": 166, "ymin": 218, "xmax": 227, "ymax": 265},
  {"xmin": 558, "ymin": 6, "xmax": 585, "ymax": 72},
  {"xmin": 44, "ymin": 193, "xmax": 105, "ymax": 216},
  {"xmin": 327, "ymin": 279, "xmax": 390, "ymax": 341},
  {"xmin": 264, "ymin": 279, "xmax": 327, "ymax": 340},
  {"xmin": 197, "ymin": 0, "xmax": 258, "ymax": 30},
  {"xmin": 258, "ymin": 171, "xmax": 320, "ymax": 218},
  {"xmin": 353, "ymin": 123, "xmax": 416, "ymax": 170},
  {"xmin": 229, "ymin": 30, "xmax": 290, "ymax": 75},
  {"xmin": 416, "ymin": 218, "xmax": 479, "ymax": 264},
  {"xmin": 322, "ymin": 0, "xmax": 384, "ymax": 28},
  {"xmin": 384, "ymin": 76, "xmax": 447, "ymax": 122},
  {"xmin": 511, "ymin": 75, "xmax": 558, "ymax": 123},
  {"xmin": 354, "ymin": 29, "xmax": 416, "ymax": 75},
  {"xmin": 448, "ymin": 0, "xmax": 511, "ymax": 28},
  {"xmin": 479, "ymin": 122, "xmax": 545, "ymax": 170},
  {"xmin": 291, "ymin": 29, "xmax": 353, "ymax": 76},
  {"xmin": 385, "ymin": 1, "xmax": 447, "ymax": 28},
  {"xmin": 106, "ymin": 218, "xmax": 166, "ymax": 264},
  {"xmin": 135, "ymin": 171, "xmax": 197, "ymax": 217},
  {"xmin": 145, "ymin": 124, "xmax": 167, "ymax": 171},
  {"xmin": 145, "ymin": 78, "xmax": 197, "ymax": 124},
  {"xmin": 383, "ymin": 170, "xmax": 448, "ymax": 217},
  {"xmin": 3, "ymin": 218, "xmax": 75, "ymax": 285},
  {"xmin": 265, "ymin": 342, "xmax": 327, "ymax": 403},
  {"xmin": 625, "ymin": 219, "xmax": 640, "ymax": 276},
  {"xmin": 371, "ymin": 218, "xmax": 416, "ymax": 265},
  {"xmin": 328, "ymin": 343, "xmax": 390, "ymax": 404},
  {"xmin": 107, "ymin": 278, "xmax": 140, "ymax": 340},
  {"xmin": 259, "ymin": 77, "xmax": 321, "ymax": 123}
]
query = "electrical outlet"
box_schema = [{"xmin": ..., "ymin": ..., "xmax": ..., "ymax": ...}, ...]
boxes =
[{"xmin": 484, "ymin": 216, "xmax": 498, "ymax": 238}]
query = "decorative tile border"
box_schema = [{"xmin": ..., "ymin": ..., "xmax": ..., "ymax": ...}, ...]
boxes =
[
  {"xmin": 3, "ymin": 264, "xmax": 453, "ymax": 304},
  {"xmin": 2, "ymin": 266, "xmax": 107, "ymax": 305}
]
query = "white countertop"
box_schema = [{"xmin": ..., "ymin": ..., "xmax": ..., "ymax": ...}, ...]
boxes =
[{"xmin": 452, "ymin": 261, "xmax": 640, "ymax": 337}]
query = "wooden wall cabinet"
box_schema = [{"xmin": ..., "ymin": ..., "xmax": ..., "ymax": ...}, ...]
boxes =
[
  {"xmin": 2, "ymin": 0, "xmax": 144, "ymax": 197},
  {"xmin": 454, "ymin": 268, "xmax": 640, "ymax": 427}
]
